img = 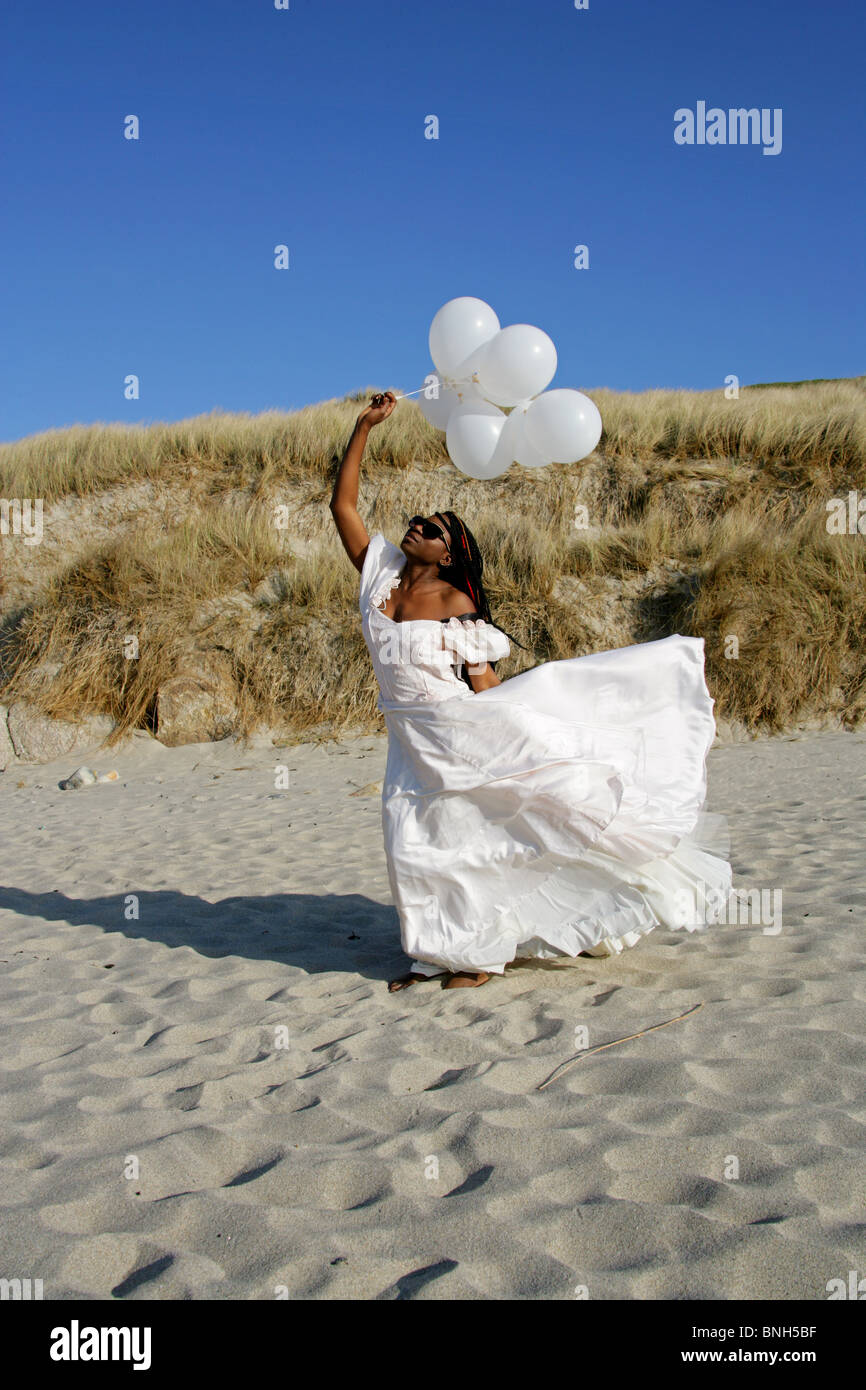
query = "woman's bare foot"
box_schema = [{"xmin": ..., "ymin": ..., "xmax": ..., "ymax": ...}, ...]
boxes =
[
  {"xmin": 388, "ymin": 972, "xmax": 432, "ymax": 992},
  {"xmin": 442, "ymin": 971, "xmax": 491, "ymax": 989}
]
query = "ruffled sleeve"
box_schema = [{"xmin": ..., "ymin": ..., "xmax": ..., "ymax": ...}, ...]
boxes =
[
  {"xmin": 442, "ymin": 615, "xmax": 510, "ymax": 668},
  {"xmin": 359, "ymin": 532, "xmax": 406, "ymax": 615}
]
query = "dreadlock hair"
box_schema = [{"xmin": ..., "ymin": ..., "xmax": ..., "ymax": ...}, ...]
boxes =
[{"xmin": 437, "ymin": 510, "xmax": 527, "ymax": 688}]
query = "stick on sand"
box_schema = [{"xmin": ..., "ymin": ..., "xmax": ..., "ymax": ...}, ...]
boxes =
[{"xmin": 536, "ymin": 1000, "xmax": 705, "ymax": 1091}]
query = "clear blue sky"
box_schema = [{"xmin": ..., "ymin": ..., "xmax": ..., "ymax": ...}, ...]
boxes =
[{"xmin": 2, "ymin": 0, "xmax": 863, "ymax": 443}]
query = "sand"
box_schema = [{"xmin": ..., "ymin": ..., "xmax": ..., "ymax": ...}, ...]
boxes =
[{"xmin": 1, "ymin": 724, "xmax": 865, "ymax": 1300}]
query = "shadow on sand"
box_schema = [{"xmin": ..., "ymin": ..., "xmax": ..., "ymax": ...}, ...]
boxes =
[{"xmin": 0, "ymin": 884, "xmax": 408, "ymax": 984}]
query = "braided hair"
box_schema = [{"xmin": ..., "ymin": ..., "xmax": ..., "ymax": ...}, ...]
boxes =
[{"xmin": 437, "ymin": 510, "xmax": 526, "ymax": 687}]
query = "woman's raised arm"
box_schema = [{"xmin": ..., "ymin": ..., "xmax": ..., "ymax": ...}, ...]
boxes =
[{"xmin": 329, "ymin": 391, "xmax": 397, "ymax": 572}]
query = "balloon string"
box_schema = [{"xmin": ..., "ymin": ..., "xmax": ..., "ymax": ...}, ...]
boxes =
[{"xmin": 392, "ymin": 374, "xmax": 477, "ymax": 401}]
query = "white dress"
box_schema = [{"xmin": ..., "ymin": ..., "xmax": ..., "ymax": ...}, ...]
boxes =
[{"xmin": 359, "ymin": 531, "xmax": 733, "ymax": 977}]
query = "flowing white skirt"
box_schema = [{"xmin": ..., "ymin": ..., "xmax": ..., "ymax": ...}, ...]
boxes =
[{"xmin": 380, "ymin": 634, "xmax": 732, "ymax": 975}]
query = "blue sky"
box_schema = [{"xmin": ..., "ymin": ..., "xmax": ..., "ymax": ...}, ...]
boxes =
[{"xmin": 2, "ymin": 0, "xmax": 863, "ymax": 443}]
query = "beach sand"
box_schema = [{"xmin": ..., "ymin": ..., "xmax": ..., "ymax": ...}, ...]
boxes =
[{"xmin": 1, "ymin": 725, "xmax": 865, "ymax": 1300}]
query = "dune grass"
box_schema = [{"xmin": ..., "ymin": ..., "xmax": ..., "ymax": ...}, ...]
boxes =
[
  {"xmin": 2, "ymin": 378, "xmax": 863, "ymax": 502},
  {"xmin": 1, "ymin": 378, "xmax": 864, "ymax": 745}
]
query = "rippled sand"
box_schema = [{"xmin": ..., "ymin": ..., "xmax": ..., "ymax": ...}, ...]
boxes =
[{"xmin": 1, "ymin": 726, "xmax": 865, "ymax": 1300}]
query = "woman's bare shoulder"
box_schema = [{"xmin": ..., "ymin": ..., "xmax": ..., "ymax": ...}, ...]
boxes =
[{"xmin": 440, "ymin": 589, "xmax": 479, "ymax": 619}]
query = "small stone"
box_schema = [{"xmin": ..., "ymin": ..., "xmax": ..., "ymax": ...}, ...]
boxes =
[{"xmin": 58, "ymin": 766, "xmax": 99, "ymax": 790}]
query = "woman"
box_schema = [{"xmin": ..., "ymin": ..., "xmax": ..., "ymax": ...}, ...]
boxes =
[{"xmin": 330, "ymin": 391, "xmax": 733, "ymax": 992}]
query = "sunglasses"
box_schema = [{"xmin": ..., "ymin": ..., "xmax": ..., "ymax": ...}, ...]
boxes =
[{"xmin": 406, "ymin": 515, "xmax": 449, "ymax": 545}]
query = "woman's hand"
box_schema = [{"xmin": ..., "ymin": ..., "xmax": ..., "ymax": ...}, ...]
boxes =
[{"xmin": 357, "ymin": 391, "xmax": 397, "ymax": 429}]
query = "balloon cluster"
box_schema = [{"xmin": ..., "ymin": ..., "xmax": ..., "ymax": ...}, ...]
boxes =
[{"xmin": 417, "ymin": 296, "xmax": 603, "ymax": 480}]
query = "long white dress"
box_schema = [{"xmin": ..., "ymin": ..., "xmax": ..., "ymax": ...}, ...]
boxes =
[{"xmin": 359, "ymin": 531, "xmax": 733, "ymax": 977}]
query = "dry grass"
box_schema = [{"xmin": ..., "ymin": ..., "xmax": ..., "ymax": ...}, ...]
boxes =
[
  {"xmin": 1, "ymin": 378, "xmax": 865, "ymax": 745},
  {"xmin": 0, "ymin": 387, "xmax": 443, "ymax": 505}
]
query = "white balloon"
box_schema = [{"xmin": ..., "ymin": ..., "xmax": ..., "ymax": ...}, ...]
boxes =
[
  {"xmin": 445, "ymin": 398, "xmax": 509, "ymax": 479},
  {"xmin": 487, "ymin": 406, "xmax": 523, "ymax": 475},
  {"xmin": 428, "ymin": 297, "xmax": 500, "ymax": 380},
  {"xmin": 503, "ymin": 399, "xmax": 551, "ymax": 468},
  {"xmin": 446, "ymin": 341, "xmax": 491, "ymax": 395},
  {"xmin": 474, "ymin": 324, "xmax": 557, "ymax": 407},
  {"xmin": 523, "ymin": 389, "xmax": 602, "ymax": 463}
]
